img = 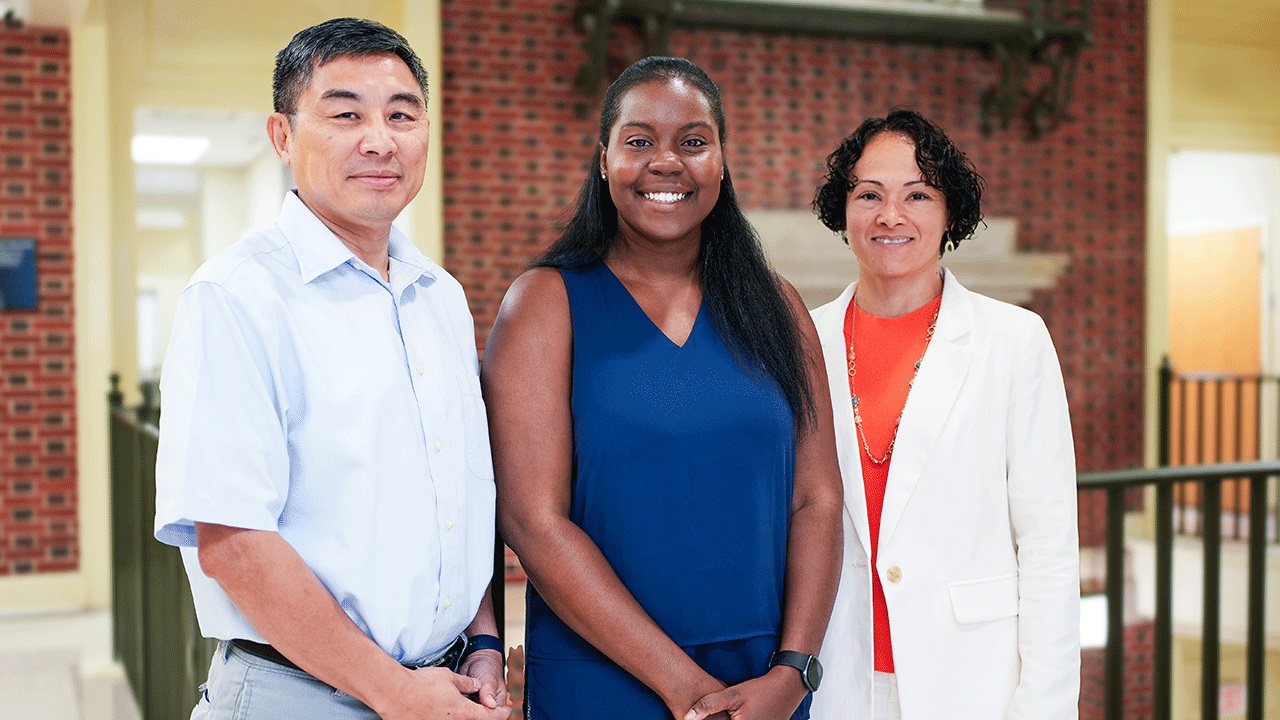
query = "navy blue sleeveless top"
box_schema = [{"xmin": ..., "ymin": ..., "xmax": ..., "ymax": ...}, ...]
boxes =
[{"xmin": 526, "ymin": 259, "xmax": 796, "ymax": 659}]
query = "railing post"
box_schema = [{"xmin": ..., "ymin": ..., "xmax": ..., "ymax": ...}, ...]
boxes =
[
  {"xmin": 138, "ymin": 380, "xmax": 159, "ymax": 426},
  {"xmin": 108, "ymin": 373, "xmax": 146, "ymax": 709},
  {"xmin": 1105, "ymin": 486, "xmax": 1125, "ymax": 720},
  {"xmin": 109, "ymin": 372, "xmax": 124, "ymax": 409},
  {"xmin": 1157, "ymin": 357, "xmax": 1172, "ymax": 467},
  {"xmin": 1155, "ymin": 352, "xmax": 1175, "ymax": 720},
  {"xmin": 1154, "ymin": 479, "xmax": 1173, "ymax": 720},
  {"xmin": 1202, "ymin": 477, "xmax": 1223, "ymax": 720},
  {"xmin": 1079, "ymin": 0, "xmax": 1095, "ymax": 43},
  {"xmin": 137, "ymin": 379, "xmax": 154, "ymax": 422},
  {"xmin": 1029, "ymin": 0, "xmax": 1044, "ymax": 42},
  {"xmin": 1245, "ymin": 473, "xmax": 1268, "ymax": 720}
]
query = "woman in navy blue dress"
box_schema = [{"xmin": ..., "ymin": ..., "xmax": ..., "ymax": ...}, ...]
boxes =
[{"xmin": 483, "ymin": 57, "xmax": 843, "ymax": 720}]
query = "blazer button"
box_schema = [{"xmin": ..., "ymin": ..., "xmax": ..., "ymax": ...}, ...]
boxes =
[{"xmin": 887, "ymin": 566, "xmax": 902, "ymax": 583}]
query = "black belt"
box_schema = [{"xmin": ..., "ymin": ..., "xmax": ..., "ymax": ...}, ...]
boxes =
[{"xmin": 230, "ymin": 634, "xmax": 468, "ymax": 673}]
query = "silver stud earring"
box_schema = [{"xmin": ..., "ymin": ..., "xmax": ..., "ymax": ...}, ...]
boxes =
[{"xmin": 600, "ymin": 172, "xmax": 607, "ymax": 181}]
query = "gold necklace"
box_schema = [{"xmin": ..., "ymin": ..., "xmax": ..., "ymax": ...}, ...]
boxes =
[{"xmin": 846, "ymin": 298, "xmax": 939, "ymax": 465}]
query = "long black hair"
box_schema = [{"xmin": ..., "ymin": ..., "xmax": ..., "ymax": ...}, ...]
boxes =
[{"xmin": 534, "ymin": 56, "xmax": 815, "ymax": 429}]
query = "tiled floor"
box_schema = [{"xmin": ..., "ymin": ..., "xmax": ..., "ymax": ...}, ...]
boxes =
[
  {"xmin": 0, "ymin": 585, "xmax": 525, "ymax": 720},
  {"xmin": 0, "ymin": 611, "xmax": 140, "ymax": 720}
]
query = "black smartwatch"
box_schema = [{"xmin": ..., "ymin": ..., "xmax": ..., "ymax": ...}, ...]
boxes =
[
  {"xmin": 462, "ymin": 634, "xmax": 504, "ymax": 663},
  {"xmin": 767, "ymin": 650, "xmax": 823, "ymax": 692}
]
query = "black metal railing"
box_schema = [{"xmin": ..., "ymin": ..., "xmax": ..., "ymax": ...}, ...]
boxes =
[
  {"xmin": 1159, "ymin": 357, "xmax": 1280, "ymax": 541},
  {"xmin": 108, "ymin": 376, "xmax": 507, "ymax": 719},
  {"xmin": 109, "ymin": 375, "xmax": 216, "ymax": 720},
  {"xmin": 1079, "ymin": 461, "xmax": 1277, "ymax": 720},
  {"xmin": 111, "ymin": 363, "xmax": 1275, "ymax": 720}
]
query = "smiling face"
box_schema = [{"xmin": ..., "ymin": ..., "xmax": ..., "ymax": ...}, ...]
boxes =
[
  {"xmin": 601, "ymin": 78, "xmax": 724, "ymax": 250},
  {"xmin": 844, "ymin": 132, "xmax": 948, "ymax": 286},
  {"xmin": 267, "ymin": 53, "xmax": 429, "ymax": 241}
]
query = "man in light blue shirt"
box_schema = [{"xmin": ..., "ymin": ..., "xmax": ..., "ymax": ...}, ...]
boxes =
[{"xmin": 154, "ymin": 18, "xmax": 509, "ymax": 720}]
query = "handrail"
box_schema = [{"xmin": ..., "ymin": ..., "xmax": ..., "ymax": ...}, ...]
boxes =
[
  {"xmin": 109, "ymin": 381, "xmax": 213, "ymax": 719},
  {"xmin": 1078, "ymin": 459, "xmax": 1280, "ymax": 489},
  {"xmin": 108, "ymin": 375, "xmax": 509, "ymax": 718},
  {"xmin": 111, "ymin": 406, "xmax": 159, "ymax": 438},
  {"xmin": 111, "ymin": 372, "xmax": 1271, "ymax": 720},
  {"xmin": 1077, "ymin": 459, "xmax": 1272, "ymax": 720},
  {"xmin": 1174, "ymin": 370, "xmax": 1280, "ymax": 382}
]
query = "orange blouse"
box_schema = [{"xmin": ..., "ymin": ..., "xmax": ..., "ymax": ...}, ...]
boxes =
[{"xmin": 843, "ymin": 294, "xmax": 942, "ymax": 674}]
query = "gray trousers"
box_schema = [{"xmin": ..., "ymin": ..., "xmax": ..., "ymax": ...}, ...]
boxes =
[{"xmin": 191, "ymin": 641, "xmax": 378, "ymax": 720}]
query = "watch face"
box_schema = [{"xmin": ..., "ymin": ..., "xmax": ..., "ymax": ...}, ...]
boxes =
[
  {"xmin": 770, "ymin": 651, "xmax": 823, "ymax": 692},
  {"xmin": 805, "ymin": 656, "xmax": 823, "ymax": 691}
]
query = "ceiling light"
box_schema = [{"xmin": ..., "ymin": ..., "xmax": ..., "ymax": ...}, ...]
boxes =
[
  {"xmin": 136, "ymin": 209, "xmax": 187, "ymax": 229},
  {"xmin": 131, "ymin": 135, "xmax": 211, "ymax": 165}
]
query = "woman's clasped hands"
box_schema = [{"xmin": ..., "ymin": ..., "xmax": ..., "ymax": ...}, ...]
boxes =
[{"xmin": 680, "ymin": 669, "xmax": 810, "ymax": 720}]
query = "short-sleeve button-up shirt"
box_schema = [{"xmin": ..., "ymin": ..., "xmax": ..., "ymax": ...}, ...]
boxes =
[{"xmin": 154, "ymin": 192, "xmax": 495, "ymax": 664}]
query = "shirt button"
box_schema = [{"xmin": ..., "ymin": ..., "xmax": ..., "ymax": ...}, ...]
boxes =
[
  {"xmin": 446, "ymin": 518, "xmax": 455, "ymax": 530},
  {"xmin": 443, "ymin": 598, "xmax": 453, "ymax": 609},
  {"xmin": 434, "ymin": 440, "xmax": 443, "ymax": 452},
  {"xmin": 415, "ymin": 364, "xmax": 425, "ymax": 375},
  {"xmin": 887, "ymin": 566, "xmax": 902, "ymax": 583}
]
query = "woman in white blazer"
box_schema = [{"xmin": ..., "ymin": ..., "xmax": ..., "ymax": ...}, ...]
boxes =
[{"xmin": 806, "ymin": 110, "xmax": 1079, "ymax": 720}]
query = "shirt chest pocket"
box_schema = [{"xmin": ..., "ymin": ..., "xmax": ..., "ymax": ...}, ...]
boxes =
[{"xmin": 457, "ymin": 375, "xmax": 495, "ymax": 481}]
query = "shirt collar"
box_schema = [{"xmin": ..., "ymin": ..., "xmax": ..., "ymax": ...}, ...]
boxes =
[
  {"xmin": 279, "ymin": 192, "xmax": 357, "ymax": 284},
  {"xmin": 278, "ymin": 191, "xmax": 438, "ymax": 286},
  {"xmin": 387, "ymin": 225, "xmax": 438, "ymax": 288}
]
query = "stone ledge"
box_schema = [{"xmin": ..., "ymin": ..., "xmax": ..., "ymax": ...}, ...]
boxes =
[{"xmin": 749, "ymin": 209, "xmax": 1070, "ymax": 308}]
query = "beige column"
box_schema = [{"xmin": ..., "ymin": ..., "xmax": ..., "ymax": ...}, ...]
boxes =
[
  {"xmin": 1132, "ymin": 0, "xmax": 1172, "ymax": 546},
  {"xmin": 1144, "ymin": 0, "xmax": 1171, "ymax": 469},
  {"xmin": 399, "ymin": 0, "xmax": 445, "ymax": 263},
  {"xmin": 70, "ymin": 19, "xmax": 114, "ymax": 610},
  {"xmin": 104, "ymin": 0, "xmax": 142, "ymax": 405},
  {"xmin": 200, "ymin": 168, "xmax": 251, "ymax": 261}
]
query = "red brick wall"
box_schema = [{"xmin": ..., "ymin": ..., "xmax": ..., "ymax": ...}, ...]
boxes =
[
  {"xmin": 441, "ymin": 0, "xmax": 1146, "ymax": 547},
  {"xmin": 0, "ymin": 27, "xmax": 76, "ymax": 576},
  {"xmin": 1080, "ymin": 620, "xmax": 1155, "ymax": 720}
]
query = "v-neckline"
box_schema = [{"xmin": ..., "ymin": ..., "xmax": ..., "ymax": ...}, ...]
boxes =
[{"xmin": 598, "ymin": 260, "xmax": 704, "ymax": 349}]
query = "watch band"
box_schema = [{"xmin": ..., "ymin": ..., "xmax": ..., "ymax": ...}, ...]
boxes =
[
  {"xmin": 462, "ymin": 634, "xmax": 504, "ymax": 661},
  {"xmin": 768, "ymin": 650, "xmax": 822, "ymax": 692}
]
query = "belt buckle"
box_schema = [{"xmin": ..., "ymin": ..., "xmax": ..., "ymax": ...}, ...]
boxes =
[{"xmin": 406, "ymin": 635, "xmax": 466, "ymax": 671}]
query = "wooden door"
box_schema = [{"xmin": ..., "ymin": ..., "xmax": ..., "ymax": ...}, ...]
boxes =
[{"xmin": 1167, "ymin": 226, "xmax": 1264, "ymax": 515}]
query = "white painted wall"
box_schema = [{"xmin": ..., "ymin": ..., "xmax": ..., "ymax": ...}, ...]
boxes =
[
  {"xmin": 245, "ymin": 147, "xmax": 287, "ymax": 236},
  {"xmin": 199, "ymin": 167, "xmax": 250, "ymax": 261},
  {"xmin": 136, "ymin": 224, "xmax": 198, "ymax": 380},
  {"xmin": 1167, "ymin": 151, "xmax": 1280, "ymax": 375},
  {"xmin": 130, "ymin": 147, "xmax": 286, "ymax": 372},
  {"xmin": 1168, "ymin": 151, "xmax": 1280, "ymax": 237}
]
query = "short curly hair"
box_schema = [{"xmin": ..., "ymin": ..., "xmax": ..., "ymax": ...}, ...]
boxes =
[{"xmin": 813, "ymin": 109, "xmax": 984, "ymax": 254}]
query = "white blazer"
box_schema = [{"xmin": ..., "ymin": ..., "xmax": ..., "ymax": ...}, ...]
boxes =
[{"xmin": 808, "ymin": 270, "xmax": 1080, "ymax": 720}]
